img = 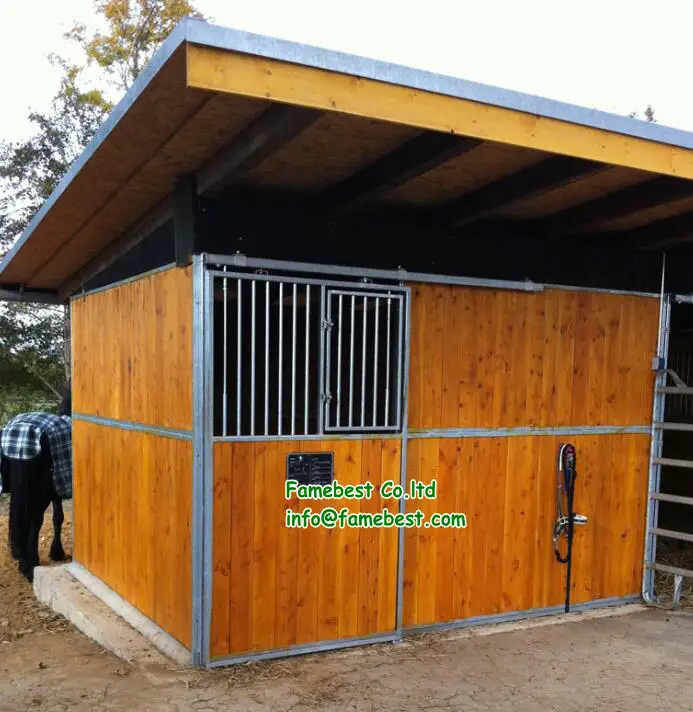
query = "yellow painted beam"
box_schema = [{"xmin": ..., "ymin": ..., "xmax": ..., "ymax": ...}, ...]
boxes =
[{"xmin": 186, "ymin": 43, "xmax": 693, "ymax": 181}]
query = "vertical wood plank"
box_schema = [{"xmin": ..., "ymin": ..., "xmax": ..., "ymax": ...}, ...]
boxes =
[
  {"xmin": 211, "ymin": 443, "xmax": 232, "ymax": 656},
  {"xmin": 252, "ymin": 442, "xmax": 278, "ymax": 650},
  {"xmin": 274, "ymin": 440, "xmax": 299, "ymax": 648},
  {"xmin": 377, "ymin": 439, "xmax": 400, "ymax": 633},
  {"xmin": 229, "ymin": 442, "xmax": 255, "ymax": 653},
  {"xmin": 473, "ymin": 290, "xmax": 496, "ymax": 428},
  {"xmin": 316, "ymin": 440, "xmax": 341, "ymax": 642},
  {"xmin": 433, "ymin": 439, "xmax": 458, "ymax": 623},
  {"xmin": 402, "ymin": 439, "xmax": 422, "ymax": 628},
  {"xmin": 358, "ymin": 439, "xmax": 384, "ymax": 635},
  {"xmin": 414, "ymin": 438, "xmax": 440, "ymax": 625},
  {"xmin": 336, "ymin": 440, "xmax": 363, "ymax": 638}
]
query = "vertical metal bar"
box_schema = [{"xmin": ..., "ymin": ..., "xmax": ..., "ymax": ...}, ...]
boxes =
[
  {"xmin": 336, "ymin": 294, "xmax": 343, "ymax": 427},
  {"xmin": 395, "ymin": 287, "xmax": 412, "ymax": 637},
  {"xmin": 265, "ymin": 281, "xmax": 270, "ymax": 436},
  {"xmin": 396, "ymin": 295, "xmax": 404, "ymax": 429},
  {"xmin": 201, "ymin": 264, "xmax": 215, "ymax": 666},
  {"xmin": 191, "ymin": 256, "xmax": 205, "ymax": 665},
  {"xmin": 385, "ymin": 297, "xmax": 392, "ymax": 427},
  {"xmin": 325, "ymin": 292, "xmax": 333, "ymax": 429},
  {"xmin": 644, "ymin": 254, "xmax": 668, "ymax": 603},
  {"xmin": 349, "ymin": 295, "xmax": 355, "ymax": 427},
  {"xmin": 278, "ymin": 282, "xmax": 284, "ymax": 436},
  {"xmin": 305, "ymin": 285, "xmax": 310, "ymax": 435},
  {"xmin": 291, "ymin": 283, "xmax": 297, "ymax": 435},
  {"xmin": 373, "ymin": 297, "xmax": 380, "ymax": 426},
  {"xmin": 250, "ymin": 280, "xmax": 256, "ymax": 436},
  {"xmin": 318, "ymin": 286, "xmax": 326, "ymax": 435},
  {"xmin": 236, "ymin": 278, "xmax": 242, "ymax": 436},
  {"xmin": 673, "ymin": 574, "xmax": 683, "ymax": 609},
  {"xmin": 222, "ymin": 270, "xmax": 228, "ymax": 436},
  {"xmin": 361, "ymin": 296, "xmax": 367, "ymax": 427}
]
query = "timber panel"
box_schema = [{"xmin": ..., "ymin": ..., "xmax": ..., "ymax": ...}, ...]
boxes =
[
  {"xmin": 72, "ymin": 420, "xmax": 192, "ymax": 647},
  {"xmin": 408, "ymin": 285, "xmax": 659, "ymax": 429},
  {"xmin": 210, "ymin": 439, "xmax": 400, "ymax": 658},
  {"xmin": 71, "ymin": 265, "xmax": 193, "ymax": 430},
  {"xmin": 402, "ymin": 433, "xmax": 649, "ymax": 628}
]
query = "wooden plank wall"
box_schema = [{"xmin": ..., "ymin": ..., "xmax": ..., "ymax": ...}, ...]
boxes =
[
  {"xmin": 71, "ymin": 266, "xmax": 193, "ymax": 430},
  {"xmin": 211, "ymin": 439, "xmax": 400, "ymax": 658},
  {"xmin": 408, "ymin": 286, "xmax": 658, "ymax": 429},
  {"xmin": 403, "ymin": 433, "xmax": 649, "ymax": 627},
  {"xmin": 71, "ymin": 266, "xmax": 193, "ymax": 647},
  {"xmin": 403, "ymin": 285, "xmax": 658, "ymax": 628},
  {"xmin": 72, "ymin": 420, "xmax": 193, "ymax": 647}
]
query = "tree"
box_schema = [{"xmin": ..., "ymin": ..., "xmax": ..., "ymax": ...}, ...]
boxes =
[
  {"xmin": 66, "ymin": 0, "xmax": 202, "ymax": 92},
  {"xmin": 628, "ymin": 105, "xmax": 657, "ymax": 123},
  {"xmin": 0, "ymin": 59, "xmax": 112, "ymax": 255},
  {"xmin": 0, "ymin": 0, "xmax": 202, "ymax": 421}
]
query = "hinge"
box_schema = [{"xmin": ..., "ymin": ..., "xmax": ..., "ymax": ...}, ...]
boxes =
[{"xmin": 652, "ymin": 356, "xmax": 665, "ymax": 371}]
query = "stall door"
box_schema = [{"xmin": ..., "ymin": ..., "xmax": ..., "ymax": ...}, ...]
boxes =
[
  {"xmin": 403, "ymin": 284, "xmax": 657, "ymax": 628},
  {"xmin": 206, "ymin": 268, "xmax": 409, "ymax": 662}
]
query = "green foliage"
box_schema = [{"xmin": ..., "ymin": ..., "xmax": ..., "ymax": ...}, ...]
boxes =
[
  {"xmin": 0, "ymin": 60, "xmax": 112, "ymax": 255},
  {"xmin": 67, "ymin": 0, "xmax": 203, "ymax": 91},
  {"xmin": 628, "ymin": 105, "xmax": 657, "ymax": 123},
  {"xmin": 0, "ymin": 0, "xmax": 202, "ymax": 415}
]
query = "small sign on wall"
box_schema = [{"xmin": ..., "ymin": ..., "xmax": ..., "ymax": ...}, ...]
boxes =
[{"xmin": 286, "ymin": 452, "xmax": 334, "ymax": 486}]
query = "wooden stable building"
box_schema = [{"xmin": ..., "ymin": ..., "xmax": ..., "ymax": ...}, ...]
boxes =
[{"xmin": 2, "ymin": 19, "xmax": 693, "ymax": 667}]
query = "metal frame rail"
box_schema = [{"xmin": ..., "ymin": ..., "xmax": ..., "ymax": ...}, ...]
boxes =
[{"xmin": 644, "ymin": 292, "xmax": 693, "ymax": 608}]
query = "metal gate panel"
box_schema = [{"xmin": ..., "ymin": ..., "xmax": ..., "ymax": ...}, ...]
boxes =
[
  {"xmin": 323, "ymin": 288, "xmax": 405, "ymax": 434},
  {"xmin": 644, "ymin": 293, "xmax": 693, "ymax": 607}
]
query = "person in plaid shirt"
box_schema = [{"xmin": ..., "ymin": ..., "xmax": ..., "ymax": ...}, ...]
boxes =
[{"xmin": 1, "ymin": 412, "xmax": 71, "ymax": 582}]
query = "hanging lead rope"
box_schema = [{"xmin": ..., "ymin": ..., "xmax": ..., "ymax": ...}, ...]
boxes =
[{"xmin": 552, "ymin": 443, "xmax": 588, "ymax": 613}]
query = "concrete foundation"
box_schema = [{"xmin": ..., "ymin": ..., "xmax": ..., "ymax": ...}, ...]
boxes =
[{"xmin": 33, "ymin": 563, "xmax": 191, "ymax": 667}]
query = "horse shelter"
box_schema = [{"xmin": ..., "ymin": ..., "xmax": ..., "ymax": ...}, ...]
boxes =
[{"xmin": 3, "ymin": 19, "xmax": 693, "ymax": 667}]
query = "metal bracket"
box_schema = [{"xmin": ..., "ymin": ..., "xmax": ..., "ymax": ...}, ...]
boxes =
[
  {"xmin": 322, "ymin": 319, "xmax": 334, "ymax": 331},
  {"xmin": 652, "ymin": 356, "xmax": 666, "ymax": 371},
  {"xmin": 667, "ymin": 369, "xmax": 688, "ymax": 388},
  {"xmin": 231, "ymin": 252, "xmax": 247, "ymax": 267}
]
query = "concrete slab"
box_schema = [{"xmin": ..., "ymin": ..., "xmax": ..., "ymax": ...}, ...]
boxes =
[{"xmin": 33, "ymin": 563, "xmax": 191, "ymax": 667}]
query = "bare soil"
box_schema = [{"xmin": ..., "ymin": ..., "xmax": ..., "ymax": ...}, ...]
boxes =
[{"xmin": 1, "ymin": 499, "xmax": 693, "ymax": 711}]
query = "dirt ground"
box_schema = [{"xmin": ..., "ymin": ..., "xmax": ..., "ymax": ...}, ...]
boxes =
[{"xmin": 2, "ymin": 500, "xmax": 693, "ymax": 711}]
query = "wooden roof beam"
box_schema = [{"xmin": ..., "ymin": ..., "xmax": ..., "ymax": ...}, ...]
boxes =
[
  {"xmin": 196, "ymin": 103, "xmax": 322, "ymax": 196},
  {"xmin": 318, "ymin": 132, "xmax": 482, "ymax": 210},
  {"xmin": 588, "ymin": 211, "xmax": 693, "ymax": 250},
  {"xmin": 434, "ymin": 155, "xmax": 606, "ymax": 228},
  {"xmin": 537, "ymin": 176, "xmax": 693, "ymax": 238}
]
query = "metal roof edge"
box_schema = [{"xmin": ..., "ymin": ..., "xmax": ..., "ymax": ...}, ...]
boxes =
[
  {"xmin": 0, "ymin": 18, "xmax": 191, "ymax": 279},
  {"xmin": 184, "ymin": 19, "xmax": 693, "ymax": 152}
]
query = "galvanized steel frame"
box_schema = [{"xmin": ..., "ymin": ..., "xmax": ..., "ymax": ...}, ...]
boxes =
[
  {"xmin": 643, "ymin": 259, "xmax": 673, "ymax": 603},
  {"xmin": 194, "ymin": 253, "xmax": 658, "ymax": 666},
  {"xmin": 404, "ymin": 595, "xmax": 641, "ymax": 635},
  {"xmin": 207, "ymin": 631, "xmax": 400, "ymax": 667},
  {"xmin": 198, "ymin": 254, "xmax": 412, "ymax": 665},
  {"xmin": 72, "ymin": 412, "xmax": 193, "ymax": 440},
  {"xmin": 643, "ymin": 281, "xmax": 693, "ymax": 601},
  {"xmin": 409, "ymin": 425, "xmax": 651, "ymax": 439},
  {"xmin": 204, "ymin": 253, "xmax": 660, "ymax": 298},
  {"xmin": 69, "ymin": 262, "xmax": 178, "ymax": 302},
  {"xmin": 191, "ymin": 255, "xmax": 207, "ymax": 665}
]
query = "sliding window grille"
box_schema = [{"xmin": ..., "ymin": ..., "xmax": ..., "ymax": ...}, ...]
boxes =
[{"xmin": 211, "ymin": 272, "xmax": 405, "ymax": 438}]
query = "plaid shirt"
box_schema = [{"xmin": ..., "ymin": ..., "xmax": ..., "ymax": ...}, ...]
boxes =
[{"xmin": 0, "ymin": 413, "xmax": 72, "ymax": 499}]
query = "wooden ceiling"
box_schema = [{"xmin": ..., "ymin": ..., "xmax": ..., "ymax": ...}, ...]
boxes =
[{"xmin": 4, "ymin": 32, "xmax": 693, "ymax": 296}]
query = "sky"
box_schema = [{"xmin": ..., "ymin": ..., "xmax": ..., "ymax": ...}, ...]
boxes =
[{"xmin": 1, "ymin": 0, "xmax": 693, "ymax": 142}]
